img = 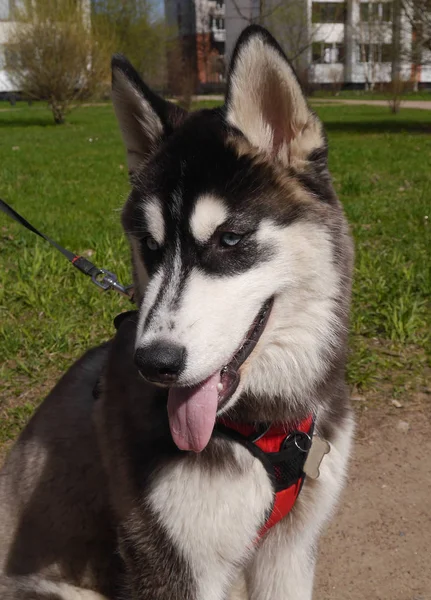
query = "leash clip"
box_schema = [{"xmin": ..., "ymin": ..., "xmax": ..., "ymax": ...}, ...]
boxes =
[{"xmin": 91, "ymin": 269, "xmax": 134, "ymax": 299}]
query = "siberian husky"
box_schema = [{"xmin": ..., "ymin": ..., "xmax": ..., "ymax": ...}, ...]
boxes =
[{"xmin": 0, "ymin": 25, "xmax": 354, "ymax": 600}]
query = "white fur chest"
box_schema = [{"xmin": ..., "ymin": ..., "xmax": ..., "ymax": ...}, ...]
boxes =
[{"xmin": 147, "ymin": 442, "xmax": 273, "ymax": 600}]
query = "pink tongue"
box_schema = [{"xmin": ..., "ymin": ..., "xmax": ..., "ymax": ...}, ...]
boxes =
[{"xmin": 167, "ymin": 372, "xmax": 220, "ymax": 452}]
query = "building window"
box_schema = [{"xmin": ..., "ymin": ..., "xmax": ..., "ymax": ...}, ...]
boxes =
[
  {"xmin": 360, "ymin": 2, "xmax": 374, "ymax": 21},
  {"xmin": 380, "ymin": 44, "xmax": 393, "ymax": 61},
  {"xmin": 381, "ymin": 2, "xmax": 392, "ymax": 21},
  {"xmin": 0, "ymin": 0, "xmax": 11, "ymax": 21},
  {"xmin": 360, "ymin": 2, "xmax": 393, "ymax": 22},
  {"xmin": 335, "ymin": 42, "xmax": 345, "ymax": 62},
  {"xmin": 312, "ymin": 2, "xmax": 346, "ymax": 24},
  {"xmin": 210, "ymin": 15, "xmax": 225, "ymax": 30},
  {"xmin": 312, "ymin": 42, "xmax": 322, "ymax": 63},
  {"xmin": 359, "ymin": 44, "xmax": 372, "ymax": 62},
  {"xmin": 313, "ymin": 41, "xmax": 345, "ymax": 63},
  {"xmin": 4, "ymin": 45, "xmax": 19, "ymax": 69},
  {"xmin": 177, "ymin": 2, "xmax": 182, "ymax": 28},
  {"xmin": 358, "ymin": 43, "xmax": 393, "ymax": 62}
]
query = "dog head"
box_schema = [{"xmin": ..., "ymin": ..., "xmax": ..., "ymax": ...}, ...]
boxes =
[{"xmin": 112, "ymin": 26, "xmax": 353, "ymax": 452}]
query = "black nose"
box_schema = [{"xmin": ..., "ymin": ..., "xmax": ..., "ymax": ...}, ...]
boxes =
[{"xmin": 134, "ymin": 342, "xmax": 186, "ymax": 384}]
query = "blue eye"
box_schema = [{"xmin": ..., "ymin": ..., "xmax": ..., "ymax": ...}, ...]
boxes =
[
  {"xmin": 144, "ymin": 235, "xmax": 159, "ymax": 251},
  {"xmin": 220, "ymin": 232, "xmax": 243, "ymax": 247}
]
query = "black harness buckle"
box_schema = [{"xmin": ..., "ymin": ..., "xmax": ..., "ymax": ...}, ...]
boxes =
[{"xmin": 214, "ymin": 421, "xmax": 314, "ymax": 493}]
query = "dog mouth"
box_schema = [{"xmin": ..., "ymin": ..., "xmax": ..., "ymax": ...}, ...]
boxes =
[
  {"xmin": 216, "ymin": 297, "xmax": 274, "ymax": 409},
  {"xmin": 167, "ymin": 297, "xmax": 274, "ymax": 453}
]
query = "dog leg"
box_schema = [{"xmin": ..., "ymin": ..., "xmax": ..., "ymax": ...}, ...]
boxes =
[
  {"xmin": 228, "ymin": 572, "xmax": 249, "ymax": 600},
  {"xmin": 245, "ymin": 519, "xmax": 317, "ymax": 600}
]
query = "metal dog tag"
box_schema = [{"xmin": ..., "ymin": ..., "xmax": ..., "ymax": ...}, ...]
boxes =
[{"xmin": 303, "ymin": 436, "xmax": 330, "ymax": 480}]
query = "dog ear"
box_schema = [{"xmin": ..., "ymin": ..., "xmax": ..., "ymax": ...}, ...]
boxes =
[
  {"xmin": 225, "ymin": 26, "xmax": 324, "ymax": 168},
  {"xmin": 111, "ymin": 55, "xmax": 186, "ymax": 176}
]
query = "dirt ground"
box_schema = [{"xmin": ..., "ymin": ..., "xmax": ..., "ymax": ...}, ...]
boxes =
[
  {"xmin": 316, "ymin": 408, "xmax": 431, "ymax": 600},
  {"xmin": 310, "ymin": 98, "xmax": 431, "ymax": 110}
]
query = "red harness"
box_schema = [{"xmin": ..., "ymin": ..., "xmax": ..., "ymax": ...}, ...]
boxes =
[{"xmin": 215, "ymin": 415, "xmax": 314, "ymax": 539}]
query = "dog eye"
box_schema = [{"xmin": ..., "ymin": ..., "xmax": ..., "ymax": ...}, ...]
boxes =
[
  {"xmin": 220, "ymin": 232, "xmax": 243, "ymax": 248},
  {"xmin": 144, "ymin": 235, "xmax": 160, "ymax": 251}
]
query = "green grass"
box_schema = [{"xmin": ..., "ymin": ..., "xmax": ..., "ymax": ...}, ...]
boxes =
[
  {"xmin": 316, "ymin": 104, "xmax": 431, "ymax": 393},
  {"xmin": 1, "ymin": 102, "xmax": 430, "ymax": 448}
]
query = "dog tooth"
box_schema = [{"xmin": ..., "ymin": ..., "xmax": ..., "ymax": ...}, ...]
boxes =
[{"xmin": 217, "ymin": 382, "xmax": 224, "ymax": 391}]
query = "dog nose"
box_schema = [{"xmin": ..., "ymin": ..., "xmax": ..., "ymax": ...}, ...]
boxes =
[{"xmin": 134, "ymin": 342, "xmax": 186, "ymax": 384}]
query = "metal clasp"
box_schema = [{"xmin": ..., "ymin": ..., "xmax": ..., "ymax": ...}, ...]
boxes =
[
  {"xmin": 91, "ymin": 269, "xmax": 134, "ymax": 299},
  {"xmin": 282, "ymin": 431, "xmax": 312, "ymax": 453}
]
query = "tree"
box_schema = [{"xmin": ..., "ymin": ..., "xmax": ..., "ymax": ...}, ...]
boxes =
[
  {"xmin": 230, "ymin": 0, "xmax": 332, "ymax": 84},
  {"xmin": 194, "ymin": 0, "xmax": 225, "ymax": 88},
  {"xmin": 92, "ymin": 0, "xmax": 169, "ymax": 90},
  {"xmin": 166, "ymin": 36, "xmax": 196, "ymax": 109},
  {"xmin": 267, "ymin": 0, "xmax": 315, "ymax": 70},
  {"xmin": 401, "ymin": 0, "xmax": 431, "ymax": 88},
  {"xmin": 7, "ymin": 0, "xmax": 114, "ymax": 124}
]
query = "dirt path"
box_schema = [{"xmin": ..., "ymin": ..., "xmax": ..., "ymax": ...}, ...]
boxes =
[
  {"xmin": 310, "ymin": 98, "xmax": 431, "ymax": 110},
  {"xmin": 192, "ymin": 96, "xmax": 431, "ymax": 110},
  {"xmin": 316, "ymin": 408, "xmax": 431, "ymax": 600}
]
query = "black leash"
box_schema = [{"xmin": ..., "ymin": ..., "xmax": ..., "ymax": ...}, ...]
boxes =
[{"xmin": 0, "ymin": 197, "xmax": 134, "ymax": 300}]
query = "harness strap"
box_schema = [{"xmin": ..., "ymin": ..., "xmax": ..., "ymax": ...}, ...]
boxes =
[{"xmin": 214, "ymin": 416, "xmax": 314, "ymax": 537}]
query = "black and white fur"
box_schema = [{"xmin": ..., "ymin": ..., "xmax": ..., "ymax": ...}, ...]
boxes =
[{"xmin": 0, "ymin": 26, "xmax": 354, "ymax": 600}]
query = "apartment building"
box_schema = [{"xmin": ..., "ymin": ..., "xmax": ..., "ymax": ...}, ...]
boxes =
[
  {"xmin": 165, "ymin": 0, "xmax": 226, "ymax": 88},
  {"xmin": 225, "ymin": 0, "xmax": 431, "ymax": 86},
  {"xmin": 0, "ymin": 0, "xmax": 17, "ymax": 94},
  {"xmin": 309, "ymin": 0, "xmax": 431, "ymax": 86}
]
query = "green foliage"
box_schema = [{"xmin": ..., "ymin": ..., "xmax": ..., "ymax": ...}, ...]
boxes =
[
  {"xmin": 317, "ymin": 105, "xmax": 431, "ymax": 345},
  {"xmin": 314, "ymin": 104, "xmax": 431, "ymax": 391},
  {"xmin": 92, "ymin": 0, "xmax": 169, "ymax": 89},
  {"xmin": 7, "ymin": 0, "xmax": 115, "ymax": 124}
]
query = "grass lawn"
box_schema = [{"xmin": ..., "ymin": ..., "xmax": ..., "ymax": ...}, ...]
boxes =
[{"xmin": 0, "ymin": 102, "xmax": 430, "ymax": 452}]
